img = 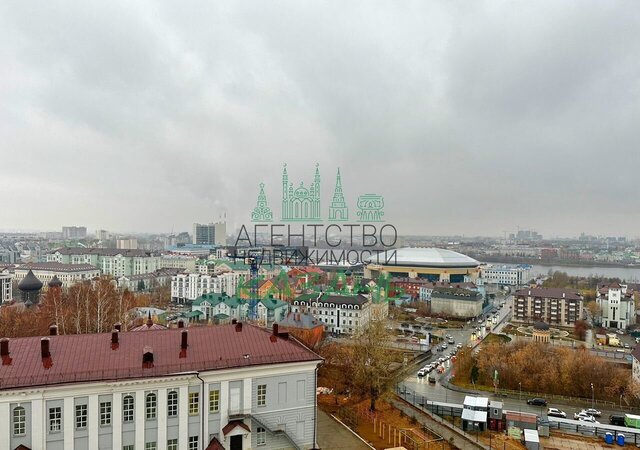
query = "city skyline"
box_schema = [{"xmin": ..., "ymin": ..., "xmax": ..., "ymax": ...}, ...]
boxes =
[{"xmin": 1, "ymin": 2, "xmax": 639, "ymax": 236}]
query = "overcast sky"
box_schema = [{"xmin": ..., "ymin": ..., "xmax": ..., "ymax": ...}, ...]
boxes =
[{"xmin": 1, "ymin": 1, "xmax": 639, "ymax": 238}]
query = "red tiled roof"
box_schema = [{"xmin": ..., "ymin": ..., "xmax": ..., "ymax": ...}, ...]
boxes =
[
  {"xmin": 205, "ymin": 437, "xmax": 225, "ymax": 450},
  {"xmin": 514, "ymin": 288, "xmax": 582, "ymax": 301},
  {"xmin": 222, "ymin": 420, "xmax": 251, "ymax": 435},
  {"xmin": 0, "ymin": 324, "xmax": 321, "ymax": 391}
]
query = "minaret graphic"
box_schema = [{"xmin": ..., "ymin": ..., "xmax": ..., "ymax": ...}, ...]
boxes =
[
  {"xmin": 328, "ymin": 168, "xmax": 348, "ymax": 221},
  {"xmin": 251, "ymin": 183, "xmax": 273, "ymax": 222},
  {"xmin": 281, "ymin": 163, "xmax": 321, "ymax": 221}
]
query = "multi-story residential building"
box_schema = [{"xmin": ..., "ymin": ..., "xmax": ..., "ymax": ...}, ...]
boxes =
[
  {"xmin": 62, "ymin": 226, "xmax": 87, "ymax": 239},
  {"xmin": 0, "ymin": 267, "xmax": 12, "ymax": 303},
  {"xmin": 481, "ymin": 264, "xmax": 531, "ymax": 286},
  {"xmin": 596, "ymin": 283, "xmax": 636, "ymax": 330},
  {"xmin": 513, "ymin": 288, "xmax": 584, "ymax": 327},
  {"xmin": 0, "ymin": 323, "xmax": 322, "ymax": 450},
  {"xmin": 117, "ymin": 268, "xmax": 184, "ymax": 292},
  {"xmin": 13, "ymin": 263, "xmax": 100, "ymax": 288},
  {"xmin": 193, "ymin": 222, "xmax": 226, "ymax": 246},
  {"xmin": 160, "ymin": 255, "xmax": 197, "ymax": 273},
  {"xmin": 47, "ymin": 248, "xmax": 161, "ymax": 278},
  {"xmin": 172, "ymin": 272, "xmax": 244, "ymax": 303},
  {"xmin": 291, "ymin": 293, "xmax": 383, "ymax": 335},
  {"xmin": 116, "ymin": 238, "xmax": 138, "ymax": 250}
]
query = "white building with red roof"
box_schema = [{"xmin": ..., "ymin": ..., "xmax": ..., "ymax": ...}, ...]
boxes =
[{"xmin": 0, "ymin": 322, "xmax": 322, "ymax": 450}]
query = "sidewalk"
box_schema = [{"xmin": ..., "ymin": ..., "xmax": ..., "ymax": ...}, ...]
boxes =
[
  {"xmin": 316, "ymin": 409, "xmax": 372, "ymax": 450},
  {"xmin": 391, "ymin": 396, "xmax": 489, "ymax": 450}
]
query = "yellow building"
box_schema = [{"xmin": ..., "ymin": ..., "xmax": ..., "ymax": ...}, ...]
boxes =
[{"xmin": 365, "ymin": 247, "xmax": 480, "ymax": 283}]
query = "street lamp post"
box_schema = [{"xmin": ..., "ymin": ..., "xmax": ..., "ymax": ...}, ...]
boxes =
[
  {"xmin": 591, "ymin": 383, "xmax": 594, "ymax": 409},
  {"xmin": 519, "ymin": 382, "xmax": 522, "ymax": 401}
]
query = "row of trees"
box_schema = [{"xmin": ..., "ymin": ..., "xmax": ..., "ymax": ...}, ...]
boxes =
[
  {"xmin": 0, "ymin": 278, "xmax": 148, "ymax": 338},
  {"xmin": 454, "ymin": 340, "xmax": 636, "ymax": 402}
]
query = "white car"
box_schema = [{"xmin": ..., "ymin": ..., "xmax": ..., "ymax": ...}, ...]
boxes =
[
  {"xmin": 417, "ymin": 368, "xmax": 427, "ymax": 377},
  {"xmin": 574, "ymin": 413, "xmax": 598, "ymax": 423},
  {"xmin": 581, "ymin": 408, "xmax": 602, "ymax": 417},
  {"xmin": 547, "ymin": 408, "xmax": 566, "ymax": 418}
]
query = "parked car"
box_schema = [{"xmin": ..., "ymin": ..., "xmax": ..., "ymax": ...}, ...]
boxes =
[
  {"xmin": 417, "ymin": 368, "xmax": 427, "ymax": 377},
  {"xmin": 581, "ymin": 408, "xmax": 602, "ymax": 417},
  {"xmin": 428, "ymin": 375, "xmax": 436, "ymax": 384},
  {"xmin": 547, "ymin": 408, "xmax": 566, "ymax": 418},
  {"xmin": 447, "ymin": 338, "xmax": 455, "ymax": 344},
  {"xmin": 456, "ymin": 343, "xmax": 463, "ymax": 349},
  {"xmin": 527, "ymin": 398, "xmax": 548, "ymax": 406},
  {"xmin": 609, "ymin": 415, "xmax": 626, "ymax": 426},
  {"xmin": 441, "ymin": 343, "xmax": 448, "ymax": 350}
]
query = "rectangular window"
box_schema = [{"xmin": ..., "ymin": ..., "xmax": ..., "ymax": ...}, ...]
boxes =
[
  {"xmin": 13, "ymin": 407, "xmax": 26, "ymax": 436},
  {"xmin": 123, "ymin": 395, "xmax": 135, "ymax": 423},
  {"xmin": 145, "ymin": 443, "xmax": 157, "ymax": 450},
  {"xmin": 123, "ymin": 446, "xmax": 134, "ymax": 450},
  {"xmin": 257, "ymin": 426, "xmax": 267, "ymax": 445},
  {"xmin": 189, "ymin": 436, "xmax": 199, "ymax": 450},
  {"xmin": 146, "ymin": 393, "xmax": 157, "ymax": 420},
  {"xmin": 209, "ymin": 389, "xmax": 220, "ymax": 412},
  {"xmin": 100, "ymin": 401, "xmax": 112, "ymax": 426},
  {"xmin": 257, "ymin": 384, "xmax": 267, "ymax": 407},
  {"xmin": 49, "ymin": 407, "xmax": 62, "ymax": 432},
  {"xmin": 167, "ymin": 439, "xmax": 178, "ymax": 450},
  {"xmin": 188, "ymin": 392, "xmax": 199, "ymax": 415},
  {"xmin": 75, "ymin": 404, "xmax": 88, "ymax": 429},
  {"xmin": 297, "ymin": 380, "xmax": 306, "ymax": 401},
  {"xmin": 167, "ymin": 391, "xmax": 178, "ymax": 417}
]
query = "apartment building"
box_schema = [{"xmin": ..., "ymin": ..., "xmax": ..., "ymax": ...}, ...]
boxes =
[
  {"xmin": 513, "ymin": 288, "xmax": 584, "ymax": 327},
  {"xmin": 47, "ymin": 248, "xmax": 161, "ymax": 278},
  {"xmin": 291, "ymin": 293, "xmax": 385, "ymax": 335},
  {"xmin": 171, "ymin": 272, "xmax": 243, "ymax": 303},
  {"xmin": 0, "ymin": 323, "xmax": 322, "ymax": 450},
  {"xmin": 596, "ymin": 282, "xmax": 636, "ymax": 330},
  {"xmin": 192, "ymin": 294, "xmax": 289, "ymax": 327}
]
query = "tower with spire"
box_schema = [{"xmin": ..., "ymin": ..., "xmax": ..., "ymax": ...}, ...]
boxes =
[
  {"xmin": 328, "ymin": 168, "xmax": 349, "ymax": 221},
  {"xmin": 251, "ymin": 183, "xmax": 273, "ymax": 222}
]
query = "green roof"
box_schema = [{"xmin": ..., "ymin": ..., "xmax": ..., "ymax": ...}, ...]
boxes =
[
  {"xmin": 259, "ymin": 298, "xmax": 288, "ymax": 310},
  {"xmin": 212, "ymin": 259, "xmax": 251, "ymax": 271},
  {"xmin": 192, "ymin": 293, "xmax": 245, "ymax": 308},
  {"xmin": 185, "ymin": 310, "xmax": 203, "ymax": 318},
  {"xmin": 295, "ymin": 293, "xmax": 320, "ymax": 302}
]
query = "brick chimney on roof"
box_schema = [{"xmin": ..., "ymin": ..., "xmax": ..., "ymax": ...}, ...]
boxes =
[
  {"xmin": 111, "ymin": 329, "xmax": 119, "ymax": 350},
  {"xmin": 142, "ymin": 346, "xmax": 154, "ymax": 368},
  {"xmin": 235, "ymin": 322, "xmax": 243, "ymax": 332},
  {"xmin": 177, "ymin": 319, "xmax": 185, "ymax": 329},
  {"xmin": 114, "ymin": 322, "xmax": 122, "ymax": 332},
  {"xmin": 49, "ymin": 324, "xmax": 58, "ymax": 336},
  {"xmin": 1, "ymin": 338, "xmax": 11, "ymax": 366},
  {"xmin": 181, "ymin": 330, "xmax": 188, "ymax": 349},
  {"xmin": 41, "ymin": 337, "xmax": 51, "ymax": 358}
]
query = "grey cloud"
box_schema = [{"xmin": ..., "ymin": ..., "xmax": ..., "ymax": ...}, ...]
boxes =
[{"xmin": 1, "ymin": 1, "xmax": 639, "ymax": 236}]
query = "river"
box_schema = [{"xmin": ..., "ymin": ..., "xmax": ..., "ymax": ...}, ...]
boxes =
[{"xmin": 526, "ymin": 263, "xmax": 640, "ymax": 281}]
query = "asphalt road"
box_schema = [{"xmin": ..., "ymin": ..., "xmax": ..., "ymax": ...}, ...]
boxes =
[{"xmin": 398, "ymin": 293, "xmax": 639, "ymax": 424}]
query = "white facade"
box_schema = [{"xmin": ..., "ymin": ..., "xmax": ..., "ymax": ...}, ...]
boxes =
[
  {"xmin": 291, "ymin": 294, "xmax": 380, "ymax": 335},
  {"xmin": 597, "ymin": 284, "xmax": 636, "ymax": 330},
  {"xmin": 0, "ymin": 356, "xmax": 319, "ymax": 450},
  {"xmin": 482, "ymin": 264, "xmax": 531, "ymax": 286},
  {"xmin": 172, "ymin": 272, "xmax": 243, "ymax": 303},
  {"xmin": 0, "ymin": 269, "xmax": 12, "ymax": 303}
]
